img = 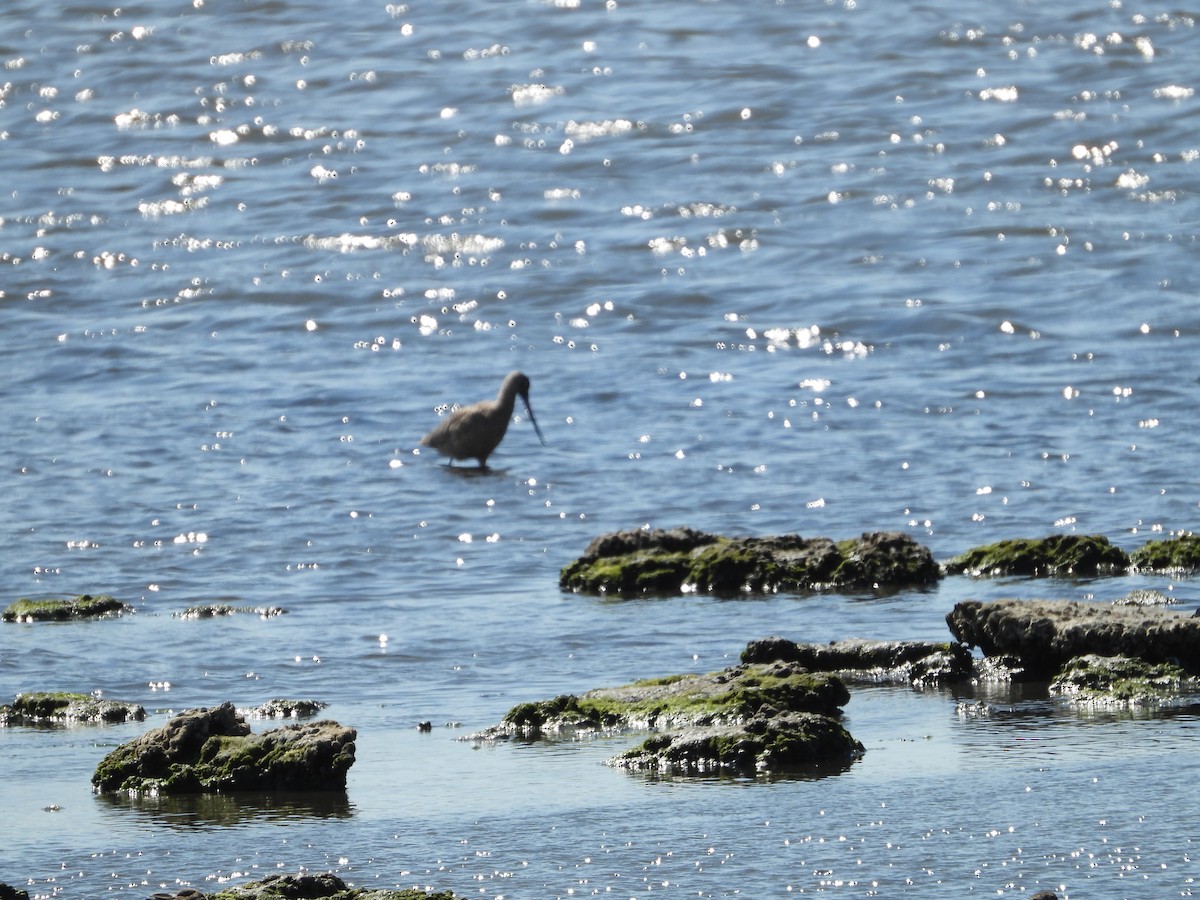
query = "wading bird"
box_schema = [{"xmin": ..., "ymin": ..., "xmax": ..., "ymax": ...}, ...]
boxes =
[{"xmin": 420, "ymin": 371, "xmax": 546, "ymax": 468}]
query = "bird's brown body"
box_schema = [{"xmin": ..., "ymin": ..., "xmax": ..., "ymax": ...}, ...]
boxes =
[{"xmin": 420, "ymin": 371, "xmax": 546, "ymax": 468}]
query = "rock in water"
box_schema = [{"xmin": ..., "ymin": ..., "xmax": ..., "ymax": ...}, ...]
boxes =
[{"xmin": 92, "ymin": 701, "xmax": 356, "ymax": 794}]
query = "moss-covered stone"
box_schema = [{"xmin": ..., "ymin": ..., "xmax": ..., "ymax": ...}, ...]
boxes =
[
  {"xmin": 560, "ymin": 528, "xmax": 939, "ymax": 596},
  {"xmin": 943, "ymin": 534, "xmax": 1129, "ymax": 577},
  {"xmin": 91, "ymin": 702, "xmax": 356, "ymax": 795},
  {"xmin": 1129, "ymin": 533, "xmax": 1200, "ymax": 573},
  {"xmin": 473, "ymin": 663, "xmax": 859, "ymax": 776},
  {"xmin": 0, "ymin": 691, "xmax": 145, "ymax": 726},
  {"xmin": 1050, "ymin": 654, "xmax": 1197, "ymax": 706},
  {"xmin": 612, "ymin": 711, "xmax": 863, "ymax": 776},
  {"xmin": 207, "ymin": 872, "xmax": 457, "ymax": 900},
  {"xmin": 2, "ymin": 594, "xmax": 129, "ymax": 622}
]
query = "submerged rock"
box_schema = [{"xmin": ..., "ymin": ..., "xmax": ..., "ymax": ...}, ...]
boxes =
[
  {"xmin": 206, "ymin": 872, "xmax": 457, "ymax": 900},
  {"xmin": 471, "ymin": 662, "xmax": 862, "ymax": 776},
  {"xmin": 946, "ymin": 598, "xmax": 1200, "ymax": 678},
  {"xmin": 91, "ymin": 702, "xmax": 356, "ymax": 795},
  {"xmin": 559, "ymin": 527, "xmax": 939, "ymax": 596},
  {"xmin": 944, "ymin": 534, "xmax": 1129, "ymax": 577},
  {"xmin": 2, "ymin": 594, "xmax": 130, "ymax": 623},
  {"xmin": 740, "ymin": 636, "xmax": 973, "ymax": 686},
  {"xmin": 174, "ymin": 604, "xmax": 286, "ymax": 619},
  {"xmin": 1050, "ymin": 654, "xmax": 1198, "ymax": 707},
  {"xmin": 0, "ymin": 691, "xmax": 145, "ymax": 726}
]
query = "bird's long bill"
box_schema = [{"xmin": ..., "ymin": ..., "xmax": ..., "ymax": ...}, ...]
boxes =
[{"xmin": 524, "ymin": 401, "xmax": 548, "ymax": 447}]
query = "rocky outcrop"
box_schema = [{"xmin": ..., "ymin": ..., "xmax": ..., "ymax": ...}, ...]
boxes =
[
  {"xmin": 207, "ymin": 872, "xmax": 457, "ymax": 900},
  {"xmin": 943, "ymin": 535, "xmax": 1129, "ymax": 577},
  {"xmin": 559, "ymin": 528, "xmax": 940, "ymax": 596},
  {"xmin": 0, "ymin": 691, "xmax": 145, "ymax": 726},
  {"xmin": 740, "ymin": 636, "xmax": 973, "ymax": 686},
  {"xmin": 470, "ymin": 662, "xmax": 862, "ymax": 776},
  {"xmin": 2, "ymin": 594, "xmax": 130, "ymax": 622},
  {"xmin": 1129, "ymin": 533, "xmax": 1200, "ymax": 573},
  {"xmin": 946, "ymin": 599, "xmax": 1200, "ymax": 678},
  {"xmin": 1050, "ymin": 654, "xmax": 1198, "ymax": 706},
  {"xmin": 91, "ymin": 702, "xmax": 356, "ymax": 795},
  {"xmin": 0, "ymin": 883, "xmax": 30, "ymax": 900}
]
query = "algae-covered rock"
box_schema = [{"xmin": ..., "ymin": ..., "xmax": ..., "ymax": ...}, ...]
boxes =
[
  {"xmin": 2, "ymin": 594, "xmax": 129, "ymax": 622},
  {"xmin": 946, "ymin": 598, "xmax": 1200, "ymax": 678},
  {"xmin": 207, "ymin": 872, "xmax": 457, "ymax": 900},
  {"xmin": 611, "ymin": 711, "xmax": 863, "ymax": 776},
  {"xmin": 472, "ymin": 662, "xmax": 860, "ymax": 776},
  {"xmin": 1050, "ymin": 654, "xmax": 1197, "ymax": 706},
  {"xmin": 944, "ymin": 535, "xmax": 1129, "ymax": 577},
  {"xmin": 0, "ymin": 691, "xmax": 145, "ymax": 726},
  {"xmin": 1129, "ymin": 533, "xmax": 1200, "ymax": 573},
  {"xmin": 740, "ymin": 637, "xmax": 973, "ymax": 686},
  {"xmin": 91, "ymin": 702, "xmax": 356, "ymax": 795},
  {"xmin": 560, "ymin": 528, "xmax": 939, "ymax": 596}
]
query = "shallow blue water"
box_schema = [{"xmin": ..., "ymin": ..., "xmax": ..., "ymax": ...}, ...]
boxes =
[{"xmin": 3, "ymin": 0, "xmax": 1200, "ymax": 897}]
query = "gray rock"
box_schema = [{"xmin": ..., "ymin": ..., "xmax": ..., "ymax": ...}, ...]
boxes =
[
  {"xmin": 741, "ymin": 636, "xmax": 973, "ymax": 686},
  {"xmin": 946, "ymin": 598, "xmax": 1200, "ymax": 678}
]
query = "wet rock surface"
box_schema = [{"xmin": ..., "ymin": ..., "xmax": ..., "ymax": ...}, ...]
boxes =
[
  {"xmin": 1050, "ymin": 654, "xmax": 1199, "ymax": 706},
  {"xmin": 2, "ymin": 594, "xmax": 130, "ymax": 622},
  {"xmin": 470, "ymin": 661, "xmax": 862, "ymax": 776},
  {"xmin": 740, "ymin": 636, "xmax": 974, "ymax": 686},
  {"xmin": 559, "ymin": 528, "xmax": 940, "ymax": 596},
  {"xmin": 0, "ymin": 691, "xmax": 145, "ymax": 726},
  {"xmin": 943, "ymin": 534, "xmax": 1129, "ymax": 577},
  {"xmin": 946, "ymin": 598, "xmax": 1200, "ymax": 679},
  {"xmin": 207, "ymin": 872, "xmax": 457, "ymax": 900},
  {"xmin": 91, "ymin": 701, "xmax": 356, "ymax": 795}
]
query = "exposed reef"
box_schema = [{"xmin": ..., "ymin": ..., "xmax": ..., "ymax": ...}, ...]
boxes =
[
  {"xmin": 174, "ymin": 604, "xmax": 286, "ymax": 619},
  {"xmin": 470, "ymin": 661, "xmax": 863, "ymax": 776},
  {"xmin": 740, "ymin": 636, "xmax": 974, "ymax": 686},
  {"xmin": 207, "ymin": 873, "xmax": 457, "ymax": 900},
  {"xmin": 559, "ymin": 528, "xmax": 940, "ymax": 596},
  {"xmin": 946, "ymin": 598, "xmax": 1200, "ymax": 679},
  {"xmin": 0, "ymin": 691, "xmax": 145, "ymax": 726},
  {"xmin": 91, "ymin": 702, "xmax": 356, "ymax": 795},
  {"xmin": 1050, "ymin": 654, "xmax": 1199, "ymax": 707},
  {"xmin": 2, "ymin": 594, "xmax": 130, "ymax": 622},
  {"xmin": 943, "ymin": 534, "xmax": 1129, "ymax": 577}
]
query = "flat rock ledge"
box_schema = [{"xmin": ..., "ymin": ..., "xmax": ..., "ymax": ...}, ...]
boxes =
[
  {"xmin": 559, "ymin": 527, "xmax": 940, "ymax": 596},
  {"xmin": 946, "ymin": 599, "xmax": 1200, "ymax": 679},
  {"xmin": 207, "ymin": 872, "xmax": 457, "ymax": 900},
  {"xmin": 91, "ymin": 701, "xmax": 356, "ymax": 795},
  {"xmin": 741, "ymin": 637, "xmax": 974, "ymax": 686},
  {"xmin": 468, "ymin": 662, "xmax": 863, "ymax": 776},
  {"xmin": 2, "ymin": 594, "xmax": 130, "ymax": 622},
  {"xmin": 0, "ymin": 691, "xmax": 145, "ymax": 726},
  {"xmin": 1050, "ymin": 654, "xmax": 1200, "ymax": 708}
]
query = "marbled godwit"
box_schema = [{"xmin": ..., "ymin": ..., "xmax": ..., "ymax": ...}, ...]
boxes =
[{"xmin": 420, "ymin": 371, "xmax": 546, "ymax": 468}]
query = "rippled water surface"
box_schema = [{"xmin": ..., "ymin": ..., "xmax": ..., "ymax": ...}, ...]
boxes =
[{"xmin": 4, "ymin": 0, "xmax": 1200, "ymax": 896}]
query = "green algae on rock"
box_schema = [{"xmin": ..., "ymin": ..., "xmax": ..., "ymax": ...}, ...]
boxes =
[
  {"xmin": 174, "ymin": 604, "xmax": 287, "ymax": 619},
  {"xmin": 92, "ymin": 702, "xmax": 356, "ymax": 795},
  {"xmin": 943, "ymin": 534, "xmax": 1129, "ymax": 577},
  {"xmin": 473, "ymin": 662, "xmax": 862, "ymax": 776},
  {"xmin": 2, "ymin": 594, "xmax": 130, "ymax": 622},
  {"xmin": 559, "ymin": 527, "xmax": 939, "ymax": 596},
  {"xmin": 1129, "ymin": 533, "xmax": 1200, "ymax": 573},
  {"xmin": 0, "ymin": 691, "xmax": 145, "ymax": 726},
  {"xmin": 206, "ymin": 872, "xmax": 458, "ymax": 900},
  {"xmin": 1050, "ymin": 654, "xmax": 1199, "ymax": 707}
]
